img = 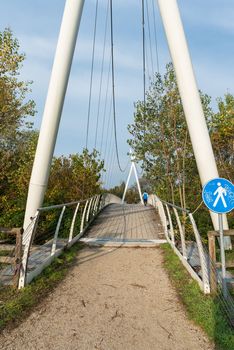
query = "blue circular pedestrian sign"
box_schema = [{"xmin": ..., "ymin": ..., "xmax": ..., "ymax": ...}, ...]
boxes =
[{"xmin": 202, "ymin": 178, "xmax": 234, "ymax": 214}]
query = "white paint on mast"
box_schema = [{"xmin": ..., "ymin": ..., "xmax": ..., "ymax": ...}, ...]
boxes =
[
  {"xmin": 23, "ymin": 0, "xmax": 85, "ymax": 234},
  {"xmin": 157, "ymin": 0, "xmax": 230, "ymax": 244}
]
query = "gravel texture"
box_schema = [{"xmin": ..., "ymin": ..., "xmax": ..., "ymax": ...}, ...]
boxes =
[{"xmin": 0, "ymin": 246, "xmax": 213, "ymax": 350}]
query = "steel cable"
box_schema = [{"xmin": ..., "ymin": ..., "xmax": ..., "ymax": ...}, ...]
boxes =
[
  {"xmin": 85, "ymin": 0, "xmax": 99, "ymax": 149},
  {"xmin": 94, "ymin": 0, "xmax": 110, "ymax": 149},
  {"xmin": 151, "ymin": 0, "xmax": 160, "ymax": 73},
  {"xmin": 110, "ymin": 0, "xmax": 128, "ymax": 173},
  {"xmin": 146, "ymin": 0, "xmax": 154, "ymax": 77}
]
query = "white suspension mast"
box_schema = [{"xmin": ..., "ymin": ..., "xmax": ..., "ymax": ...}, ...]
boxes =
[
  {"xmin": 23, "ymin": 0, "xmax": 85, "ymax": 234},
  {"xmin": 122, "ymin": 151, "xmax": 143, "ymax": 205},
  {"xmin": 157, "ymin": 0, "xmax": 230, "ymax": 245}
]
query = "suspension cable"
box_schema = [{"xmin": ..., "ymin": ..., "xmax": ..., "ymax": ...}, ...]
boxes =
[
  {"xmin": 142, "ymin": 0, "xmax": 146, "ymax": 110},
  {"xmin": 151, "ymin": 0, "xmax": 160, "ymax": 73},
  {"xmin": 85, "ymin": 0, "xmax": 99, "ymax": 149},
  {"xmin": 94, "ymin": 0, "xmax": 110, "ymax": 149},
  {"xmin": 110, "ymin": 0, "xmax": 127, "ymax": 173},
  {"xmin": 146, "ymin": 0, "xmax": 154, "ymax": 77}
]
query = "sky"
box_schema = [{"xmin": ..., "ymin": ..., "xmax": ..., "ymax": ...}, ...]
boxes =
[{"xmin": 0, "ymin": 0, "xmax": 234, "ymax": 189}]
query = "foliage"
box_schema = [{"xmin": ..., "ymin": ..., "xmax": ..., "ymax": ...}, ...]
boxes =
[
  {"xmin": 127, "ymin": 63, "xmax": 212, "ymax": 211},
  {"xmin": 0, "ymin": 28, "xmax": 36, "ymax": 227},
  {"xmin": 210, "ymin": 93, "xmax": 234, "ymax": 181},
  {"xmin": 128, "ymin": 62, "xmax": 234, "ymax": 228},
  {"xmin": 107, "ymin": 181, "xmax": 125, "ymax": 199},
  {"xmin": 45, "ymin": 149, "xmax": 104, "ymax": 206},
  {"xmin": 107, "ymin": 181, "xmax": 142, "ymax": 204},
  {"xmin": 0, "ymin": 28, "xmax": 104, "ymax": 228},
  {"xmin": 162, "ymin": 244, "xmax": 234, "ymax": 350}
]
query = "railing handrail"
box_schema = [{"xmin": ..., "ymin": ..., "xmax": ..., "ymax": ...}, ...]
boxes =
[
  {"xmin": 37, "ymin": 197, "xmax": 96, "ymax": 212},
  {"xmin": 151, "ymin": 193, "xmax": 210, "ymax": 294},
  {"xmin": 157, "ymin": 197, "xmax": 190, "ymax": 214},
  {"xmin": 19, "ymin": 193, "xmax": 109, "ymax": 288}
]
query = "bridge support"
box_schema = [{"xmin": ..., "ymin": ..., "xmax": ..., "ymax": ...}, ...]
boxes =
[
  {"xmin": 122, "ymin": 151, "xmax": 143, "ymax": 205},
  {"xmin": 23, "ymin": 0, "xmax": 85, "ymax": 235},
  {"xmin": 157, "ymin": 0, "xmax": 230, "ymax": 245}
]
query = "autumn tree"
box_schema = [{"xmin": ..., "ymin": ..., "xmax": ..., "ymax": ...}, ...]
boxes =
[
  {"xmin": 0, "ymin": 29, "xmax": 104, "ymax": 227},
  {"xmin": 0, "ymin": 28, "xmax": 36, "ymax": 225},
  {"xmin": 210, "ymin": 94, "xmax": 234, "ymax": 181},
  {"xmin": 128, "ymin": 63, "xmax": 212, "ymax": 211},
  {"xmin": 45, "ymin": 149, "xmax": 104, "ymax": 205}
]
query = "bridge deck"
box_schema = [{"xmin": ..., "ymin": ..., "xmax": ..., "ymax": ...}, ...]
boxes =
[
  {"xmin": 0, "ymin": 204, "xmax": 165, "ymax": 285},
  {"xmin": 83, "ymin": 204, "xmax": 165, "ymax": 245}
]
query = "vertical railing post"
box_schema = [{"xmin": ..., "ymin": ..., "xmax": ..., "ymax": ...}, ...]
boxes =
[
  {"xmin": 90, "ymin": 195, "xmax": 97, "ymax": 217},
  {"xmin": 173, "ymin": 207, "xmax": 187, "ymax": 259},
  {"xmin": 165, "ymin": 204, "xmax": 175, "ymax": 245},
  {"xmin": 99, "ymin": 194, "xmax": 104, "ymax": 210},
  {"xmin": 157, "ymin": 200, "xmax": 168, "ymax": 237},
  {"xmin": 86, "ymin": 197, "xmax": 94, "ymax": 223},
  {"xmin": 80, "ymin": 199, "xmax": 89, "ymax": 233},
  {"xmin": 13, "ymin": 228, "xmax": 23, "ymax": 288},
  {"xmin": 68, "ymin": 202, "xmax": 80, "ymax": 242},
  {"xmin": 51, "ymin": 205, "xmax": 66, "ymax": 256},
  {"xmin": 189, "ymin": 213, "xmax": 210, "ymax": 294},
  {"xmin": 93, "ymin": 195, "xmax": 100, "ymax": 215},
  {"xmin": 208, "ymin": 231, "xmax": 217, "ymax": 293},
  {"xmin": 18, "ymin": 212, "xmax": 40, "ymax": 289}
]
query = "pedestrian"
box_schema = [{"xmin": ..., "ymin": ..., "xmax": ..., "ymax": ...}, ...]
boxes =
[{"xmin": 142, "ymin": 191, "xmax": 148, "ymax": 206}]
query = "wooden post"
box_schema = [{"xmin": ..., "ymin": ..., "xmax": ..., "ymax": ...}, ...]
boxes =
[
  {"xmin": 208, "ymin": 231, "xmax": 217, "ymax": 293},
  {"xmin": 0, "ymin": 227, "xmax": 23, "ymax": 288},
  {"xmin": 13, "ymin": 228, "xmax": 23, "ymax": 288}
]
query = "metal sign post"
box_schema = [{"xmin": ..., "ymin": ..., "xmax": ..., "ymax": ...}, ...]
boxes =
[
  {"xmin": 202, "ymin": 177, "xmax": 234, "ymax": 298},
  {"xmin": 218, "ymin": 213, "xmax": 227, "ymax": 297}
]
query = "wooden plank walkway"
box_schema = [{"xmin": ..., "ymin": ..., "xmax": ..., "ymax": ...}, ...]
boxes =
[
  {"xmin": 81, "ymin": 204, "xmax": 166, "ymax": 246},
  {"xmin": 0, "ymin": 203, "xmax": 166, "ymax": 285}
]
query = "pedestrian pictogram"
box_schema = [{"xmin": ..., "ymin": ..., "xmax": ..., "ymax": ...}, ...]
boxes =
[
  {"xmin": 213, "ymin": 182, "xmax": 227, "ymax": 208},
  {"xmin": 202, "ymin": 178, "xmax": 234, "ymax": 214}
]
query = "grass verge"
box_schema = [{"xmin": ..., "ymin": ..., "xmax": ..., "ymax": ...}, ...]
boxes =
[
  {"xmin": 0, "ymin": 242, "xmax": 85, "ymax": 331},
  {"xmin": 161, "ymin": 244, "xmax": 234, "ymax": 350}
]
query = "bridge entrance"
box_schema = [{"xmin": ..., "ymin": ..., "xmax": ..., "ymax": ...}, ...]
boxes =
[{"xmin": 81, "ymin": 204, "xmax": 166, "ymax": 247}]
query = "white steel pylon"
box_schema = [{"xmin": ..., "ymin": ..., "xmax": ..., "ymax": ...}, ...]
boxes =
[
  {"xmin": 157, "ymin": 0, "xmax": 230, "ymax": 245},
  {"xmin": 122, "ymin": 151, "xmax": 143, "ymax": 205},
  {"xmin": 23, "ymin": 0, "xmax": 85, "ymax": 234}
]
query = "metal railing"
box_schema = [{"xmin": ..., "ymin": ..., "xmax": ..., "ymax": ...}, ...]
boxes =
[
  {"xmin": 148, "ymin": 195, "xmax": 210, "ymax": 294},
  {"xmin": 149, "ymin": 194, "xmax": 234, "ymax": 327},
  {"xmin": 18, "ymin": 193, "xmax": 110, "ymax": 289}
]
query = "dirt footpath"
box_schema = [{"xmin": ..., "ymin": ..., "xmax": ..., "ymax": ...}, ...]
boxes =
[{"xmin": 0, "ymin": 247, "xmax": 213, "ymax": 350}]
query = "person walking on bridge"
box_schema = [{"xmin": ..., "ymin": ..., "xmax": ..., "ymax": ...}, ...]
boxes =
[{"xmin": 142, "ymin": 191, "xmax": 149, "ymax": 206}]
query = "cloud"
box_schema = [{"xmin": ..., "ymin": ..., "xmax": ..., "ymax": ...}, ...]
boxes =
[
  {"xmin": 179, "ymin": 0, "xmax": 234, "ymax": 34},
  {"xmin": 18, "ymin": 34, "xmax": 57, "ymax": 61}
]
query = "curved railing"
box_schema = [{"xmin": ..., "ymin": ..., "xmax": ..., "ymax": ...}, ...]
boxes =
[
  {"xmin": 148, "ymin": 194, "xmax": 210, "ymax": 294},
  {"xmin": 18, "ymin": 193, "xmax": 118, "ymax": 288}
]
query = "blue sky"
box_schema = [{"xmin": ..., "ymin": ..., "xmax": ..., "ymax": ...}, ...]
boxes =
[{"xmin": 0, "ymin": 0, "xmax": 233, "ymax": 188}]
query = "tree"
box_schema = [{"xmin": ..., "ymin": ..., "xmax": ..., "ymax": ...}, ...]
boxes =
[
  {"xmin": 0, "ymin": 29, "xmax": 104, "ymax": 228},
  {"xmin": 0, "ymin": 28, "xmax": 36, "ymax": 226},
  {"xmin": 0, "ymin": 28, "xmax": 36, "ymax": 146},
  {"xmin": 45, "ymin": 149, "xmax": 104, "ymax": 205},
  {"xmin": 210, "ymin": 94, "xmax": 234, "ymax": 181},
  {"xmin": 128, "ymin": 63, "xmax": 213, "ymax": 212}
]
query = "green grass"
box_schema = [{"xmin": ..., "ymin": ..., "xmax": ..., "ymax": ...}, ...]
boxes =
[
  {"xmin": 0, "ymin": 242, "xmax": 85, "ymax": 331},
  {"xmin": 161, "ymin": 244, "xmax": 234, "ymax": 350}
]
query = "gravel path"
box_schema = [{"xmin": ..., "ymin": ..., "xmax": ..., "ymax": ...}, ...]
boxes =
[{"xmin": 0, "ymin": 247, "xmax": 213, "ymax": 350}]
